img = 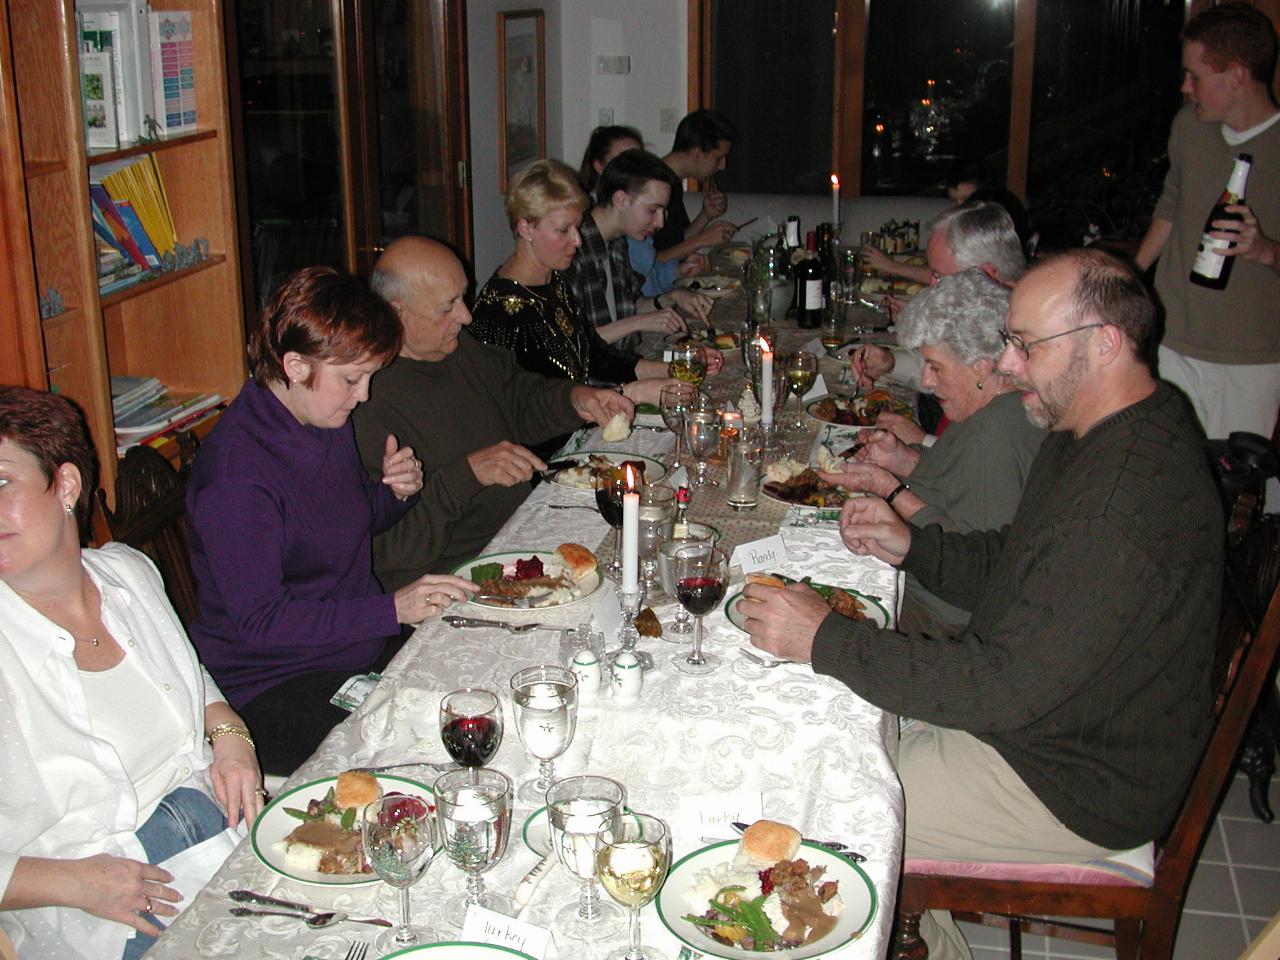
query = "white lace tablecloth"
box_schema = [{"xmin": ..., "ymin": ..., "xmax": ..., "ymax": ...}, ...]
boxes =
[{"xmin": 148, "ymin": 425, "xmax": 905, "ymax": 960}]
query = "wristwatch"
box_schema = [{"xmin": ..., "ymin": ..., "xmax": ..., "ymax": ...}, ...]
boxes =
[{"xmin": 885, "ymin": 481, "xmax": 911, "ymax": 505}]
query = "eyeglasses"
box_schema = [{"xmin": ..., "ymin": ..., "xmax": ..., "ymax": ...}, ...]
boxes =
[{"xmin": 998, "ymin": 324, "xmax": 1103, "ymax": 360}]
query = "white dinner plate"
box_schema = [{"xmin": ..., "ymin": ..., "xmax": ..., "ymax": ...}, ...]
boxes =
[
  {"xmin": 724, "ymin": 583, "xmax": 890, "ymax": 632},
  {"xmin": 250, "ymin": 774, "xmax": 432, "ymax": 886},
  {"xmin": 675, "ymin": 274, "xmax": 742, "ymax": 298},
  {"xmin": 548, "ymin": 450, "xmax": 668, "ymax": 491},
  {"xmin": 520, "ymin": 805, "xmax": 640, "ymax": 856},
  {"xmin": 383, "ymin": 944, "xmax": 536, "ymax": 960},
  {"xmin": 453, "ymin": 550, "xmax": 604, "ymax": 613},
  {"xmin": 761, "ymin": 480, "xmax": 849, "ymax": 513},
  {"xmin": 656, "ymin": 840, "xmax": 877, "ymax": 959},
  {"xmin": 805, "ymin": 394, "xmax": 914, "ymax": 428}
]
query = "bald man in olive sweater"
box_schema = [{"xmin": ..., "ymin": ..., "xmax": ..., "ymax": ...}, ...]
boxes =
[{"xmin": 744, "ymin": 250, "xmax": 1223, "ymax": 960}]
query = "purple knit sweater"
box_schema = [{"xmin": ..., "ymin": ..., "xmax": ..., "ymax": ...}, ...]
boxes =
[{"xmin": 186, "ymin": 380, "xmax": 410, "ymax": 707}]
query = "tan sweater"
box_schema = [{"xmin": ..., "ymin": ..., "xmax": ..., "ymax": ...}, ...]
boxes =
[{"xmin": 1154, "ymin": 106, "xmax": 1280, "ymax": 364}]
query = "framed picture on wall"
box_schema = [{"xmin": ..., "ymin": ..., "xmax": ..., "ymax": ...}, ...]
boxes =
[{"xmin": 497, "ymin": 10, "xmax": 546, "ymax": 191}]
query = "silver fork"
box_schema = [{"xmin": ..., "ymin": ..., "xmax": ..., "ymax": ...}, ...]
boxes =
[
  {"xmin": 345, "ymin": 943, "xmax": 369, "ymax": 960},
  {"xmin": 739, "ymin": 648, "xmax": 791, "ymax": 668}
]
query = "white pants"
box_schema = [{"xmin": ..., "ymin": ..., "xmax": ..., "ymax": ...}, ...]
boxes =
[{"xmin": 1158, "ymin": 346, "xmax": 1280, "ymax": 508}]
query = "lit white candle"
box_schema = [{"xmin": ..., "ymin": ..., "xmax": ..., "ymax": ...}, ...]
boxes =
[
  {"xmin": 760, "ymin": 340, "xmax": 774, "ymax": 428},
  {"xmin": 831, "ymin": 173, "xmax": 840, "ymax": 230},
  {"xmin": 621, "ymin": 466, "xmax": 639, "ymax": 592}
]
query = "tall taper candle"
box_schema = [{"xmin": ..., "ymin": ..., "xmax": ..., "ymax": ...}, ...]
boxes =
[
  {"xmin": 760, "ymin": 340, "xmax": 775, "ymax": 428},
  {"xmin": 831, "ymin": 173, "xmax": 840, "ymax": 231},
  {"xmin": 621, "ymin": 466, "xmax": 640, "ymax": 592}
]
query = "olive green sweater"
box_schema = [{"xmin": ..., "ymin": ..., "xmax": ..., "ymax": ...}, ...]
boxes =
[{"xmin": 812, "ymin": 382, "xmax": 1223, "ymax": 850}]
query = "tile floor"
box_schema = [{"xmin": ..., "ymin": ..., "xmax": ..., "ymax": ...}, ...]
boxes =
[{"xmin": 960, "ymin": 773, "xmax": 1280, "ymax": 960}]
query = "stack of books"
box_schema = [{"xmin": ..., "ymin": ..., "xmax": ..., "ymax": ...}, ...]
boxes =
[
  {"xmin": 112, "ymin": 374, "xmax": 222, "ymax": 454},
  {"xmin": 89, "ymin": 153, "xmax": 176, "ymax": 293},
  {"xmin": 78, "ymin": 3, "xmax": 196, "ymax": 149}
]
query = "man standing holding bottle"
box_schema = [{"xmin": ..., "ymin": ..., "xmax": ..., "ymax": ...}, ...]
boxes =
[{"xmin": 1135, "ymin": 2, "xmax": 1280, "ymax": 452}]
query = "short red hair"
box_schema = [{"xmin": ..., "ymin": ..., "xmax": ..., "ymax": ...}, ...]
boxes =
[
  {"xmin": 247, "ymin": 266, "xmax": 403, "ymax": 387},
  {"xmin": 0, "ymin": 386, "xmax": 98, "ymax": 537}
]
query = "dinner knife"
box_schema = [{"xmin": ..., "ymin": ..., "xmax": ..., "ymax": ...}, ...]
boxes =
[
  {"xmin": 728, "ymin": 822, "xmax": 867, "ymax": 862},
  {"xmin": 229, "ymin": 892, "xmax": 395, "ymax": 927}
]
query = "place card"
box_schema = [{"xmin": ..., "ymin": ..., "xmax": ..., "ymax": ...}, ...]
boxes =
[
  {"xmin": 461, "ymin": 904, "xmax": 553, "ymax": 958},
  {"xmin": 802, "ymin": 373, "xmax": 828, "ymax": 402},
  {"xmin": 803, "ymin": 336, "xmax": 825, "ymax": 354},
  {"xmin": 730, "ymin": 534, "xmax": 788, "ymax": 574},
  {"xmin": 679, "ymin": 790, "xmax": 764, "ymax": 835},
  {"xmin": 593, "ymin": 585, "xmax": 623, "ymax": 637},
  {"xmin": 666, "ymin": 464, "xmax": 689, "ymax": 490}
]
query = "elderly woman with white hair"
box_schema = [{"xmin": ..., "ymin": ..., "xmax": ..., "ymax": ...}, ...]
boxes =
[{"xmin": 823, "ymin": 269, "xmax": 1046, "ymax": 633}]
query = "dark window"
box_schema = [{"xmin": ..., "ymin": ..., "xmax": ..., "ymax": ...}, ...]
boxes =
[
  {"xmin": 711, "ymin": 0, "xmax": 835, "ymax": 195},
  {"xmin": 861, "ymin": 0, "xmax": 1015, "ymax": 195}
]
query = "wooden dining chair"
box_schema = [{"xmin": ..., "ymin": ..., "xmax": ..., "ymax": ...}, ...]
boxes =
[
  {"xmin": 891, "ymin": 512, "xmax": 1280, "ymax": 960},
  {"xmin": 96, "ymin": 441, "xmax": 200, "ymax": 627}
]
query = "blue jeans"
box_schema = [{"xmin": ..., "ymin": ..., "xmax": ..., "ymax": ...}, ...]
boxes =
[{"xmin": 120, "ymin": 787, "xmax": 225, "ymax": 960}]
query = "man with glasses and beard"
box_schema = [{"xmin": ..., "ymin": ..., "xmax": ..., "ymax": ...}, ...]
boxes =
[{"xmin": 741, "ymin": 249, "xmax": 1223, "ymax": 960}]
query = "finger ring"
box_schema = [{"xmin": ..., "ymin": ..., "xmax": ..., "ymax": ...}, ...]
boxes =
[
  {"xmin": 144, "ymin": 896, "xmax": 154, "ymax": 913},
  {"xmin": 255, "ymin": 788, "xmax": 268, "ymax": 797}
]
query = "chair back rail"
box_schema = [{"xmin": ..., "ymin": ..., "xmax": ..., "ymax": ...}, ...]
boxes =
[
  {"xmin": 96, "ymin": 442, "xmax": 199, "ymax": 626},
  {"xmin": 893, "ymin": 513, "xmax": 1280, "ymax": 960}
]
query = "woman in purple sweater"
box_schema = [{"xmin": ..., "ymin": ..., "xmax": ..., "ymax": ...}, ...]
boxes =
[{"xmin": 186, "ymin": 267, "xmax": 475, "ymax": 774}]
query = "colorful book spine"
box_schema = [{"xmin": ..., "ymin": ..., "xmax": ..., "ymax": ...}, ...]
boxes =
[
  {"xmin": 88, "ymin": 184, "xmax": 149, "ymax": 267},
  {"xmin": 113, "ymin": 199, "xmax": 161, "ymax": 267},
  {"xmin": 148, "ymin": 11, "xmax": 196, "ymax": 134}
]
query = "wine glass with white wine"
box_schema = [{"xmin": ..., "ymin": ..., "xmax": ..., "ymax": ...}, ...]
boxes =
[
  {"xmin": 785, "ymin": 350, "xmax": 818, "ymax": 426},
  {"xmin": 596, "ymin": 813, "xmax": 672, "ymax": 960}
]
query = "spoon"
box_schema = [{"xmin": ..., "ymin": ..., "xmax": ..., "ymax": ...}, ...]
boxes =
[
  {"xmin": 228, "ymin": 907, "xmax": 395, "ymax": 928},
  {"xmin": 739, "ymin": 648, "xmax": 791, "ymax": 668},
  {"xmin": 442, "ymin": 615, "xmax": 544, "ymax": 633}
]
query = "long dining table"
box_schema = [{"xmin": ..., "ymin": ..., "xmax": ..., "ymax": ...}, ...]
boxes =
[{"xmin": 146, "ymin": 302, "xmax": 909, "ymax": 960}]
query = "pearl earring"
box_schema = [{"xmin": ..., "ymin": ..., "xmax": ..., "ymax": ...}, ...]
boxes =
[
  {"xmin": 976, "ymin": 379, "xmax": 985, "ymax": 391},
  {"xmin": 65, "ymin": 503, "xmax": 74, "ymax": 515}
]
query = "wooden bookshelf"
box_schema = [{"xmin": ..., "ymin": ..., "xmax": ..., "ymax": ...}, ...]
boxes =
[{"xmin": 0, "ymin": 0, "xmax": 245, "ymax": 503}]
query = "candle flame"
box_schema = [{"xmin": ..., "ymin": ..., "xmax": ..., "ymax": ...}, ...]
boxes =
[
  {"xmin": 830, "ymin": 173, "xmax": 840, "ymax": 188},
  {"xmin": 757, "ymin": 336, "xmax": 772, "ymax": 356},
  {"xmin": 624, "ymin": 464, "xmax": 637, "ymax": 491}
]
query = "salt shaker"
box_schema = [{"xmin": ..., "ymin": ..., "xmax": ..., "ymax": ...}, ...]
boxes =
[
  {"xmin": 610, "ymin": 649, "xmax": 643, "ymax": 700},
  {"xmin": 571, "ymin": 645, "xmax": 603, "ymax": 700}
]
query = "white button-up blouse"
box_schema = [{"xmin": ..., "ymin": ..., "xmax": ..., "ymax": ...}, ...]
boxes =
[{"xmin": 0, "ymin": 542, "xmax": 225, "ymax": 960}]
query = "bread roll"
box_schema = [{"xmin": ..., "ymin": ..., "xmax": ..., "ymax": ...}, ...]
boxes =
[
  {"xmin": 601, "ymin": 411, "xmax": 631, "ymax": 442},
  {"xmin": 556, "ymin": 542, "xmax": 598, "ymax": 580},
  {"xmin": 732, "ymin": 819, "xmax": 802, "ymax": 870},
  {"xmin": 334, "ymin": 770, "xmax": 381, "ymax": 810},
  {"xmin": 745, "ymin": 573, "xmax": 787, "ymax": 589}
]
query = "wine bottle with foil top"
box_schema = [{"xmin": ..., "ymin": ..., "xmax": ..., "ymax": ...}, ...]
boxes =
[
  {"xmin": 1190, "ymin": 153, "xmax": 1252, "ymax": 290},
  {"xmin": 672, "ymin": 485, "xmax": 691, "ymax": 538}
]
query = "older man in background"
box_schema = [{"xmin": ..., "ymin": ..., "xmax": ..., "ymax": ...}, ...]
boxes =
[
  {"xmin": 744, "ymin": 249, "xmax": 1222, "ymax": 960},
  {"xmin": 352, "ymin": 236, "xmax": 632, "ymax": 589}
]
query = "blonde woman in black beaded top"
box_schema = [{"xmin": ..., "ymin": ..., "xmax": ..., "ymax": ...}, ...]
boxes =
[{"xmin": 470, "ymin": 159, "xmax": 680, "ymax": 408}]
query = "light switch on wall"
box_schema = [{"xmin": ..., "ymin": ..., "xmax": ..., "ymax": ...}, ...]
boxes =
[
  {"xmin": 598, "ymin": 109, "xmax": 614, "ymax": 126},
  {"xmin": 595, "ymin": 55, "xmax": 631, "ymax": 75},
  {"xmin": 660, "ymin": 109, "xmax": 677, "ymax": 133}
]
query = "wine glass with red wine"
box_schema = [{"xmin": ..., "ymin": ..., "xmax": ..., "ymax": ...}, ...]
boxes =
[
  {"xmin": 593, "ymin": 471, "xmax": 627, "ymax": 579},
  {"xmin": 439, "ymin": 688, "xmax": 503, "ymax": 772},
  {"xmin": 671, "ymin": 544, "xmax": 728, "ymax": 676}
]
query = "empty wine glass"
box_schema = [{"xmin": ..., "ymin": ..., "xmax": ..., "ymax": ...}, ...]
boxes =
[
  {"xmin": 439, "ymin": 689, "xmax": 503, "ymax": 772},
  {"xmin": 668, "ymin": 342, "xmax": 707, "ymax": 387},
  {"xmin": 596, "ymin": 813, "xmax": 672, "ymax": 960},
  {"xmin": 546, "ymin": 775, "xmax": 626, "ymax": 942},
  {"xmin": 594, "ymin": 470, "xmax": 627, "ymax": 579},
  {"xmin": 786, "ymin": 351, "xmax": 819, "ymax": 425},
  {"xmin": 672, "ymin": 544, "xmax": 728, "ymax": 676},
  {"xmin": 684, "ymin": 411, "xmax": 720, "ymax": 488},
  {"xmin": 361, "ymin": 793, "xmax": 439, "ymax": 955},
  {"xmin": 659, "ymin": 382, "xmax": 697, "ymax": 468},
  {"xmin": 655, "ymin": 521, "xmax": 717, "ymax": 638},
  {"xmin": 510, "ymin": 665, "xmax": 578, "ymax": 804},
  {"xmin": 435, "ymin": 767, "xmax": 514, "ymax": 927}
]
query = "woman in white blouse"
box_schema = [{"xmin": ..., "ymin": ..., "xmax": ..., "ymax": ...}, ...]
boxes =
[{"xmin": 0, "ymin": 387, "xmax": 263, "ymax": 960}]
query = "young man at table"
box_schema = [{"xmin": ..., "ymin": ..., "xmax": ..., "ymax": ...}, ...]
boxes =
[
  {"xmin": 652, "ymin": 109, "xmax": 739, "ymax": 261},
  {"xmin": 563, "ymin": 148, "xmax": 714, "ymax": 352},
  {"xmin": 742, "ymin": 249, "xmax": 1223, "ymax": 960},
  {"xmin": 351, "ymin": 236, "xmax": 633, "ymax": 589},
  {"xmin": 1135, "ymin": 3, "xmax": 1279, "ymax": 456}
]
